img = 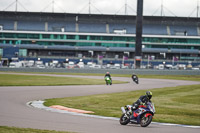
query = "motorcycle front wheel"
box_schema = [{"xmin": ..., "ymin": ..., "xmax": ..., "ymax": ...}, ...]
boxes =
[
  {"xmin": 119, "ymin": 114, "xmax": 130, "ymax": 125},
  {"xmin": 140, "ymin": 114, "xmax": 152, "ymax": 127}
]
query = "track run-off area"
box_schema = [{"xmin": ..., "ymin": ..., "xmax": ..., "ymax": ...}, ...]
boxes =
[{"xmin": 0, "ymin": 72, "xmax": 200, "ymax": 133}]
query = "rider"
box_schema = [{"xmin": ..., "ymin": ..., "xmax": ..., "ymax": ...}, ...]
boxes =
[
  {"xmin": 105, "ymin": 72, "xmax": 111, "ymax": 78},
  {"xmin": 132, "ymin": 91, "xmax": 152, "ymax": 111},
  {"xmin": 104, "ymin": 72, "xmax": 112, "ymax": 83},
  {"xmin": 131, "ymin": 73, "xmax": 139, "ymax": 84}
]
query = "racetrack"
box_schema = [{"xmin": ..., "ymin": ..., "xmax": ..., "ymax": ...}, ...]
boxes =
[{"xmin": 0, "ymin": 73, "xmax": 199, "ymax": 133}]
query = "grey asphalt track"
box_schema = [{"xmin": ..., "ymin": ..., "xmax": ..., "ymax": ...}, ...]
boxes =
[{"xmin": 0, "ymin": 72, "xmax": 199, "ymax": 133}]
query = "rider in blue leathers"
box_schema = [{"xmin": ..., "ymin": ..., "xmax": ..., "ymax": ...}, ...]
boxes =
[
  {"xmin": 132, "ymin": 91, "xmax": 152, "ymax": 111},
  {"xmin": 130, "ymin": 91, "xmax": 153, "ymax": 122}
]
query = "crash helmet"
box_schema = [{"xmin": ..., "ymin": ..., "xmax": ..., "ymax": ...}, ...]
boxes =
[
  {"xmin": 145, "ymin": 91, "xmax": 152, "ymax": 99},
  {"xmin": 106, "ymin": 72, "xmax": 110, "ymax": 74}
]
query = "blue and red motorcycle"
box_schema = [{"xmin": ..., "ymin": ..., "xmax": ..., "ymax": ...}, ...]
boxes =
[{"xmin": 119, "ymin": 102, "xmax": 155, "ymax": 127}]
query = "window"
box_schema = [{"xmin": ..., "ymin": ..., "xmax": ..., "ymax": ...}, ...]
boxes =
[
  {"xmin": 28, "ymin": 34, "xmax": 39, "ymax": 39},
  {"xmin": 19, "ymin": 49, "xmax": 27, "ymax": 57},
  {"xmin": 95, "ymin": 43, "xmax": 101, "ymax": 46},
  {"xmin": 42, "ymin": 34, "xmax": 50, "ymax": 39},
  {"xmin": 80, "ymin": 35, "xmax": 87, "ymax": 40},
  {"xmin": 90, "ymin": 36, "xmax": 101, "ymax": 40},
  {"xmin": 102, "ymin": 36, "xmax": 113, "ymax": 40},
  {"xmin": 114, "ymin": 36, "xmax": 125, "ymax": 41},
  {"xmin": 17, "ymin": 34, "xmax": 27, "ymax": 38},
  {"xmin": 3, "ymin": 33, "xmax": 14, "ymax": 38},
  {"xmin": 67, "ymin": 35, "xmax": 75, "ymax": 39},
  {"xmin": 60, "ymin": 35, "xmax": 64, "ymax": 39}
]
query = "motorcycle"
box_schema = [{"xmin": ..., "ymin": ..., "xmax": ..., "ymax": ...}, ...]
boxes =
[
  {"xmin": 105, "ymin": 76, "xmax": 112, "ymax": 85},
  {"xmin": 132, "ymin": 75, "xmax": 139, "ymax": 84},
  {"xmin": 119, "ymin": 102, "xmax": 155, "ymax": 127}
]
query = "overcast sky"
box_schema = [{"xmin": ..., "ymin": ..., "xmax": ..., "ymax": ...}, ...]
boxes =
[{"xmin": 0, "ymin": 0, "xmax": 199, "ymax": 17}]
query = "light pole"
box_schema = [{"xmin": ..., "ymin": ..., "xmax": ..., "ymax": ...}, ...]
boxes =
[{"xmin": 135, "ymin": 0, "xmax": 143, "ymax": 69}]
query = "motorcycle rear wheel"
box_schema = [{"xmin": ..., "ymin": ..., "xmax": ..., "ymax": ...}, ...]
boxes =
[
  {"xmin": 119, "ymin": 114, "xmax": 130, "ymax": 125},
  {"xmin": 140, "ymin": 114, "xmax": 152, "ymax": 127}
]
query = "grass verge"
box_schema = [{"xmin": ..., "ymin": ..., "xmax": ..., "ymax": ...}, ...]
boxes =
[
  {"xmin": 0, "ymin": 126, "xmax": 74, "ymax": 133},
  {"xmin": 0, "ymin": 74, "xmax": 127, "ymax": 86},
  {"xmin": 1, "ymin": 71, "xmax": 200, "ymax": 81},
  {"xmin": 44, "ymin": 84, "xmax": 200, "ymax": 126},
  {"xmin": 34, "ymin": 72, "xmax": 200, "ymax": 81}
]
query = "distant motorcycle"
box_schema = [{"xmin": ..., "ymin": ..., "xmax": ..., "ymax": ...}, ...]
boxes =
[
  {"xmin": 105, "ymin": 76, "xmax": 112, "ymax": 85},
  {"xmin": 119, "ymin": 102, "xmax": 155, "ymax": 127},
  {"xmin": 132, "ymin": 75, "xmax": 139, "ymax": 84}
]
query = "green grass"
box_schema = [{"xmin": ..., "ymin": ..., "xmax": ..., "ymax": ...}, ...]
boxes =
[
  {"xmin": 0, "ymin": 126, "xmax": 74, "ymax": 133},
  {"xmin": 2, "ymin": 71, "xmax": 200, "ymax": 81},
  {"xmin": 0, "ymin": 74, "xmax": 127, "ymax": 86},
  {"xmin": 44, "ymin": 84, "xmax": 200, "ymax": 126},
  {"xmin": 138, "ymin": 75, "xmax": 200, "ymax": 81}
]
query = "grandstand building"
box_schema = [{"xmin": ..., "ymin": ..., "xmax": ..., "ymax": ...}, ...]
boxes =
[{"xmin": 0, "ymin": 11, "xmax": 200, "ymax": 66}]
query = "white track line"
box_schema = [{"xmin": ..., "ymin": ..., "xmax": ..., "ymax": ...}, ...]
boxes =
[{"xmin": 27, "ymin": 100, "xmax": 200, "ymax": 129}]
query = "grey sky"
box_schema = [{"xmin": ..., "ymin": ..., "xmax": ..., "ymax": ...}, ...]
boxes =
[{"xmin": 0, "ymin": 0, "xmax": 199, "ymax": 17}]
